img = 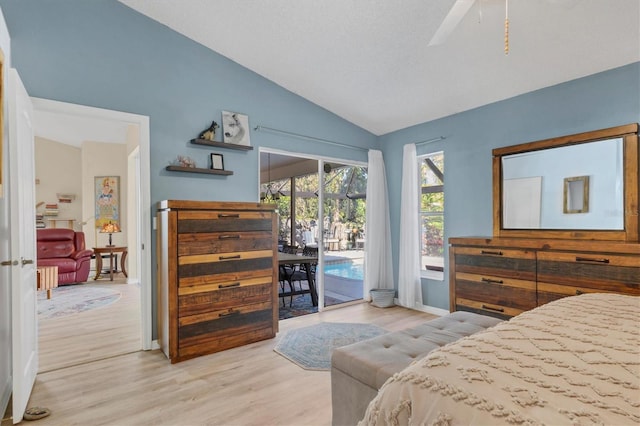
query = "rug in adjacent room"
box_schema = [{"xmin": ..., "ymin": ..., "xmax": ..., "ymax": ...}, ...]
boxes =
[
  {"xmin": 38, "ymin": 285, "xmax": 121, "ymax": 320},
  {"xmin": 274, "ymin": 322, "xmax": 386, "ymax": 370}
]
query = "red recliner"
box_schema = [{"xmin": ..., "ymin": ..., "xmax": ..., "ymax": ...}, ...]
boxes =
[{"xmin": 36, "ymin": 229, "xmax": 94, "ymax": 285}]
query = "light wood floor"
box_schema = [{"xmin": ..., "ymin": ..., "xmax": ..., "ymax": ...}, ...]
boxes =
[
  {"xmin": 18, "ymin": 300, "xmax": 436, "ymax": 425},
  {"xmin": 38, "ymin": 278, "xmax": 142, "ymax": 373}
]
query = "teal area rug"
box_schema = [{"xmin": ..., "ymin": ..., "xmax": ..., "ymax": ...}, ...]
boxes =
[
  {"xmin": 274, "ymin": 322, "xmax": 386, "ymax": 370},
  {"xmin": 38, "ymin": 285, "xmax": 121, "ymax": 320}
]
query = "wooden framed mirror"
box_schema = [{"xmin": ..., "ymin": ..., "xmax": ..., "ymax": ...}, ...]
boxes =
[{"xmin": 493, "ymin": 123, "xmax": 639, "ymax": 242}]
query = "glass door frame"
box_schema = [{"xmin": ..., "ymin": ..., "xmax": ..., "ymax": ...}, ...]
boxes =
[{"xmin": 258, "ymin": 147, "xmax": 367, "ymax": 312}]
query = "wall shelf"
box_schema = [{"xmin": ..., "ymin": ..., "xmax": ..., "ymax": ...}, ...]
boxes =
[
  {"xmin": 166, "ymin": 165, "xmax": 233, "ymax": 176},
  {"xmin": 190, "ymin": 138, "xmax": 253, "ymax": 151}
]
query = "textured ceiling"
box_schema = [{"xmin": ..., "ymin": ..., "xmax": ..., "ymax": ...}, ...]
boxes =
[{"xmin": 118, "ymin": 0, "xmax": 639, "ymax": 135}]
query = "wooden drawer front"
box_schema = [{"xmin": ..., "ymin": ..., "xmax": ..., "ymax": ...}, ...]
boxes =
[
  {"xmin": 178, "ymin": 210, "xmax": 273, "ymax": 234},
  {"xmin": 178, "ymin": 231, "xmax": 272, "ymax": 256},
  {"xmin": 178, "ymin": 278, "xmax": 273, "ymax": 317},
  {"xmin": 455, "ymin": 272, "xmax": 537, "ymax": 314},
  {"xmin": 537, "ymin": 251, "xmax": 640, "ymax": 294},
  {"xmin": 178, "ymin": 301, "xmax": 274, "ymax": 349},
  {"xmin": 454, "ymin": 247, "xmax": 536, "ymax": 281},
  {"xmin": 178, "ymin": 250, "xmax": 273, "ymax": 286},
  {"xmin": 456, "ymin": 298, "xmax": 523, "ymax": 319}
]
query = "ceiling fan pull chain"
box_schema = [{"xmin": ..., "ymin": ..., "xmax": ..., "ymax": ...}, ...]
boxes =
[{"xmin": 504, "ymin": 0, "xmax": 509, "ymax": 55}]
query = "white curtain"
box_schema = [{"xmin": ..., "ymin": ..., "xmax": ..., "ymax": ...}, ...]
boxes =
[
  {"xmin": 397, "ymin": 143, "xmax": 423, "ymax": 308},
  {"xmin": 364, "ymin": 149, "xmax": 394, "ymax": 299}
]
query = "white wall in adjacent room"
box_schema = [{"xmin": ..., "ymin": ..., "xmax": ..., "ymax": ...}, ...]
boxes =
[
  {"xmin": 81, "ymin": 140, "xmax": 128, "ymax": 249},
  {"xmin": 34, "ymin": 137, "xmax": 83, "ymax": 227}
]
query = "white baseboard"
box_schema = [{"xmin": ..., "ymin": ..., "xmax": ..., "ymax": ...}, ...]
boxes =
[
  {"xmin": 393, "ymin": 299, "xmax": 450, "ymax": 316},
  {"xmin": 150, "ymin": 340, "xmax": 161, "ymax": 350}
]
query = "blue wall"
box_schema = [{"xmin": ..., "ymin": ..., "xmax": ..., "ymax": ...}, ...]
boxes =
[
  {"xmin": 0, "ymin": 0, "xmax": 376, "ymax": 206},
  {"xmin": 1, "ymin": 0, "xmax": 638, "ymax": 316},
  {"xmin": 380, "ymin": 62, "xmax": 640, "ymax": 309},
  {"xmin": 0, "ymin": 0, "xmax": 377, "ymax": 339}
]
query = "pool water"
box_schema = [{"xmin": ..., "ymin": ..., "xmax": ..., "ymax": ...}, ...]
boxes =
[{"xmin": 324, "ymin": 262, "xmax": 364, "ymax": 281}]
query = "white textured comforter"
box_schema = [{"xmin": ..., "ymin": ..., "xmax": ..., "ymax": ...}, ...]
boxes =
[{"xmin": 360, "ymin": 293, "xmax": 640, "ymax": 425}]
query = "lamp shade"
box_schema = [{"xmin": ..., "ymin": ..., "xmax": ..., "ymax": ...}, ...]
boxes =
[
  {"xmin": 100, "ymin": 222, "xmax": 121, "ymax": 247},
  {"xmin": 100, "ymin": 222, "xmax": 121, "ymax": 234}
]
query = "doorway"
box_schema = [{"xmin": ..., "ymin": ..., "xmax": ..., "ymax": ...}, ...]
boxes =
[
  {"xmin": 259, "ymin": 149, "xmax": 367, "ymax": 317},
  {"xmin": 31, "ymin": 98, "xmax": 152, "ymax": 371}
]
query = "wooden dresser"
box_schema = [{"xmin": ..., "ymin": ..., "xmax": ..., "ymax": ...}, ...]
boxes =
[
  {"xmin": 449, "ymin": 238, "xmax": 640, "ymax": 319},
  {"xmin": 156, "ymin": 200, "xmax": 278, "ymax": 363},
  {"xmin": 449, "ymin": 124, "xmax": 640, "ymax": 319}
]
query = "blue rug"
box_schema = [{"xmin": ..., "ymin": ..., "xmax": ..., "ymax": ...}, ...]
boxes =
[
  {"xmin": 274, "ymin": 322, "xmax": 386, "ymax": 370},
  {"xmin": 38, "ymin": 285, "xmax": 121, "ymax": 320}
]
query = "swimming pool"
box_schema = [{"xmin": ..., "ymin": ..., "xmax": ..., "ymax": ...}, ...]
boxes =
[{"xmin": 324, "ymin": 261, "xmax": 364, "ymax": 281}]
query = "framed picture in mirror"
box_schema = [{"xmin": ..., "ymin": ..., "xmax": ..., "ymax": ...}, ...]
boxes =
[{"xmin": 563, "ymin": 175, "xmax": 589, "ymax": 214}]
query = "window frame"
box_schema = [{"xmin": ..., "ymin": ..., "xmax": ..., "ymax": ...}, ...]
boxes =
[{"xmin": 418, "ymin": 151, "xmax": 444, "ymax": 281}]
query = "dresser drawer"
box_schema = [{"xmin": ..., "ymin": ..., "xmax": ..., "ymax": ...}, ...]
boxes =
[
  {"xmin": 537, "ymin": 251, "xmax": 640, "ymax": 304},
  {"xmin": 177, "ymin": 210, "xmax": 273, "ymax": 233},
  {"xmin": 178, "ymin": 249, "xmax": 274, "ymax": 287},
  {"xmin": 455, "ymin": 272, "xmax": 536, "ymax": 318},
  {"xmin": 178, "ymin": 300, "xmax": 274, "ymax": 348},
  {"xmin": 178, "ymin": 277, "xmax": 273, "ymax": 317},
  {"xmin": 178, "ymin": 231, "xmax": 273, "ymax": 256},
  {"xmin": 453, "ymin": 247, "xmax": 536, "ymax": 281}
]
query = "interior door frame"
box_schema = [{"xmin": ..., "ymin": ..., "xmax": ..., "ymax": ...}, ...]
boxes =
[
  {"xmin": 258, "ymin": 147, "xmax": 367, "ymax": 312},
  {"xmin": 30, "ymin": 98, "xmax": 153, "ymax": 350}
]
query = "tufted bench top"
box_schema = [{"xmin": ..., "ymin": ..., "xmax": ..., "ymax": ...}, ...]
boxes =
[{"xmin": 331, "ymin": 311, "xmax": 503, "ymax": 390}]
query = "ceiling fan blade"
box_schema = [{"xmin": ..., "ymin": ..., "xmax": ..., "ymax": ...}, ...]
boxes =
[{"xmin": 428, "ymin": 0, "xmax": 477, "ymax": 46}]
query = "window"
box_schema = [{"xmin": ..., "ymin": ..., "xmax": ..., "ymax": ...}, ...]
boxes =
[{"xmin": 419, "ymin": 151, "xmax": 444, "ymax": 280}]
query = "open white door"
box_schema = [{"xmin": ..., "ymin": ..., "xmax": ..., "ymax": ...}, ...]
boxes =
[{"xmin": 9, "ymin": 68, "xmax": 37, "ymax": 423}]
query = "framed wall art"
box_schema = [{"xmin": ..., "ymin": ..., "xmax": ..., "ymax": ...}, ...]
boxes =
[
  {"xmin": 95, "ymin": 176, "xmax": 120, "ymax": 229},
  {"xmin": 222, "ymin": 111, "xmax": 251, "ymax": 146},
  {"xmin": 210, "ymin": 153, "xmax": 225, "ymax": 170}
]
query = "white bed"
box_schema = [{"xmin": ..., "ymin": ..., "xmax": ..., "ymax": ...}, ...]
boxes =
[{"xmin": 360, "ymin": 293, "xmax": 640, "ymax": 425}]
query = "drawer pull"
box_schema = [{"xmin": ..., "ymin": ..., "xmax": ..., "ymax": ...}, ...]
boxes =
[
  {"xmin": 575, "ymin": 256, "xmax": 609, "ymax": 264},
  {"xmin": 482, "ymin": 304, "xmax": 505, "ymax": 313},
  {"xmin": 219, "ymin": 234, "xmax": 240, "ymax": 240},
  {"xmin": 218, "ymin": 213, "xmax": 240, "ymax": 218},
  {"xmin": 481, "ymin": 250, "xmax": 503, "ymax": 256},
  {"xmin": 219, "ymin": 309, "xmax": 240, "ymax": 317},
  {"xmin": 219, "ymin": 282, "xmax": 241, "ymax": 289},
  {"xmin": 219, "ymin": 255, "xmax": 241, "ymax": 260},
  {"xmin": 481, "ymin": 277, "xmax": 504, "ymax": 284}
]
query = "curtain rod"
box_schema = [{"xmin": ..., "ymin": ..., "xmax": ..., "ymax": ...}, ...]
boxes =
[
  {"xmin": 255, "ymin": 124, "xmax": 445, "ymax": 150},
  {"xmin": 413, "ymin": 136, "xmax": 446, "ymax": 146},
  {"xmin": 254, "ymin": 125, "xmax": 369, "ymax": 152}
]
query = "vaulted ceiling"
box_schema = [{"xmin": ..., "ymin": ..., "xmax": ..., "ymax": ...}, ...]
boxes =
[{"xmin": 119, "ymin": 0, "xmax": 639, "ymax": 135}]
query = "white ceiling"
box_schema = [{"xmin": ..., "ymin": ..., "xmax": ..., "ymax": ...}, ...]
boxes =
[
  {"xmin": 34, "ymin": 108, "xmax": 129, "ymax": 147},
  {"xmin": 119, "ymin": 0, "xmax": 640, "ymax": 136}
]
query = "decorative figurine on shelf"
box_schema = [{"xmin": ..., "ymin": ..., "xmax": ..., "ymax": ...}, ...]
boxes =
[
  {"xmin": 176, "ymin": 155, "xmax": 196, "ymax": 168},
  {"xmin": 198, "ymin": 120, "xmax": 219, "ymax": 141}
]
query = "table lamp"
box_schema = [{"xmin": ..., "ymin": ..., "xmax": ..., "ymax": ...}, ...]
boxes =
[{"xmin": 100, "ymin": 221, "xmax": 121, "ymax": 247}]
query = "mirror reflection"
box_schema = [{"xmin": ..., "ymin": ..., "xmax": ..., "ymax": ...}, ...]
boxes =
[{"xmin": 502, "ymin": 138, "xmax": 623, "ymax": 230}]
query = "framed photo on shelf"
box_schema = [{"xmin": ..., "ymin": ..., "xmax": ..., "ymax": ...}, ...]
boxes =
[
  {"xmin": 222, "ymin": 111, "xmax": 251, "ymax": 146},
  {"xmin": 210, "ymin": 153, "xmax": 225, "ymax": 170}
]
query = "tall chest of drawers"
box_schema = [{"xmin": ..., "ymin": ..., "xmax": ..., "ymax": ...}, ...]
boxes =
[
  {"xmin": 157, "ymin": 200, "xmax": 278, "ymax": 363},
  {"xmin": 449, "ymin": 237, "xmax": 640, "ymax": 319}
]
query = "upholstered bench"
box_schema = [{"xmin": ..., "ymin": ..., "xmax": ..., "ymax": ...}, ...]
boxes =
[{"xmin": 330, "ymin": 311, "xmax": 503, "ymax": 425}]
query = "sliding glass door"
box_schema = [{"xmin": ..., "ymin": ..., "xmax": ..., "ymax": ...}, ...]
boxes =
[
  {"xmin": 260, "ymin": 151, "xmax": 367, "ymax": 314},
  {"xmin": 321, "ymin": 162, "xmax": 367, "ymax": 308}
]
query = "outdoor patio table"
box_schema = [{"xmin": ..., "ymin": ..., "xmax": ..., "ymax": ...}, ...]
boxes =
[{"xmin": 277, "ymin": 252, "xmax": 318, "ymax": 306}]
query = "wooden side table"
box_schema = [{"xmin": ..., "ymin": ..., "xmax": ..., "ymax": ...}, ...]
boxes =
[
  {"xmin": 37, "ymin": 266, "xmax": 59, "ymax": 299},
  {"xmin": 93, "ymin": 246, "xmax": 128, "ymax": 281}
]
